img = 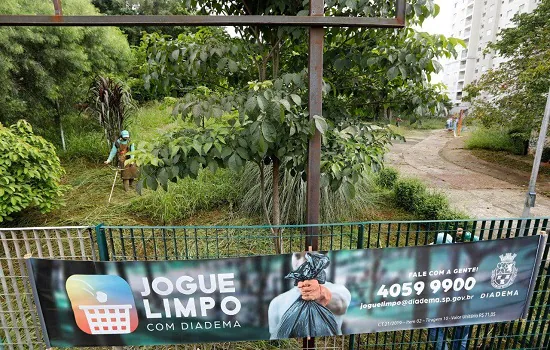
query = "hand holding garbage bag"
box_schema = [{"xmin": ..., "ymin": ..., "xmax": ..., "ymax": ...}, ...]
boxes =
[{"xmin": 276, "ymin": 252, "xmax": 340, "ymax": 338}]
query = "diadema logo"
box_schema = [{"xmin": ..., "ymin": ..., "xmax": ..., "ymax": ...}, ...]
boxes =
[
  {"xmin": 66, "ymin": 275, "xmax": 138, "ymax": 335},
  {"xmin": 491, "ymin": 253, "xmax": 518, "ymax": 289}
]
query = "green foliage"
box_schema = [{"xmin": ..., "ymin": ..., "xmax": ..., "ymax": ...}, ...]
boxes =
[
  {"xmin": 129, "ymin": 169, "xmax": 241, "ymax": 224},
  {"xmin": 239, "ymin": 163, "xmax": 383, "ymax": 224},
  {"xmin": 464, "ymin": 0, "xmax": 550, "ymax": 139},
  {"xmin": 141, "ymin": 29, "xmax": 252, "ymax": 99},
  {"xmin": 133, "ymin": 0, "xmax": 460, "ymax": 228},
  {"xmin": 413, "ymin": 191, "xmax": 449, "ymax": 220},
  {"xmin": 58, "ymin": 123, "xmax": 110, "ymax": 162},
  {"xmin": 407, "ymin": 117, "xmax": 445, "ymax": 130},
  {"xmin": 376, "ymin": 167, "xmax": 399, "ymax": 189},
  {"xmin": 89, "ymin": 76, "xmax": 135, "ymax": 144},
  {"xmin": 92, "ymin": 0, "xmax": 197, "ymax": 45},
  {"xmin": 0, "ymin": 0, "xmax": 132, "ymax": 132},
  {"xmin": 0, "ymin": 121, "xmax": 66, "ymax": 223},
  {"xmin": 465, "ymin": 127, "xmax": 524, "ymax": 155},
  {"xmin": 394, "ymin": 178, "xmax": 427, "ymax": 212},
  {"xmin": 393, "ymin": 177, "xmax": 466, "ymax": 220}
]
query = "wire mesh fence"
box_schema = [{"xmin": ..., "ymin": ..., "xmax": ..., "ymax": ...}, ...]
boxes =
[
  {"xmin": 0, "ymin": 227, "xmax": 97, "ymax": 350},
  {"xmin": 1, "ymin": 217, "xmax": 549, "ymax": 349}
]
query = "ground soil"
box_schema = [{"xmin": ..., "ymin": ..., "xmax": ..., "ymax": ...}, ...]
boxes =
[{"xmin": 387, "ymin": 129, "xmax": 550, "ymax": 219}]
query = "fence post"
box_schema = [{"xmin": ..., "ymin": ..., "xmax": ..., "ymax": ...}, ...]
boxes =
[
  {"xmin": 95, "ymin": 223, "xmax": 109, "ymax": 261},
  {"xmin": 348, "ymin": 224, "xmax": 365, "ymax": 350}
]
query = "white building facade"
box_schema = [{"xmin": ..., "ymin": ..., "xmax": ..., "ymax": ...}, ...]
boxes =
[{"xmin": 442, "ymin": 0, "xmax": 541, "ymax": 111}]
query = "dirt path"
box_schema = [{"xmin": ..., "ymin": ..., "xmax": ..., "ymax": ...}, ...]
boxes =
[{"xmin": 387, "ymin": 130, "xmax": 550, "ymax": 218}]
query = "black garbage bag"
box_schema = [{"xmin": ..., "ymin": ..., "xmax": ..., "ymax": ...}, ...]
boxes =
[{"xmin": 276, "ymin": 252, "xmax": 339, "ymax": 338}]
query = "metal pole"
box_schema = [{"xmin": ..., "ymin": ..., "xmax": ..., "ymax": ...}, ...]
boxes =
[
  {"xmin": 305, "ymin": 1, "xmax": 324, "ymax": 251},
  {"xmin": 304, "ymin": 1, "xmax": 323, "ymax": 349},
  {"xmin": 520, "ymin": 88, "xmax": 550, "ymax": 234}
]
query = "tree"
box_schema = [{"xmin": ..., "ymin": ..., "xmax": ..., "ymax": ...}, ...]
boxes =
[
  {"xmin": 0, "ymin": 120, "xmax": 66, "ymax": 223},
  {"xmin": 132, "ymin": 0, "xmax": 460, "ymax": 252},
  {"xmin": 463, "ymin": 0, "xmax": 550, "ymax": 142},
  {"xmin": 0, "ymin": 0, "xmax": 132, "ymax": 149},
  {"xmin": 91, "ymin": 0, "xmax": 197, "ymax": 45}
]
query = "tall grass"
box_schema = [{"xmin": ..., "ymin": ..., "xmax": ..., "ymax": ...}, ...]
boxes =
[
  {"xmin": 129, "ymin": 169, "xmax": 243, "ymax": 224},
  {"xmin": 465, "ymin": 127, "xmax": 524, "ymax": 154},
  {"xmin": 407, "ymin": 118, "xmax": 445, "ymax": 130},
  {"xmin": 239, "ymin": 163, "xmax": 384, "ymax": 224}
]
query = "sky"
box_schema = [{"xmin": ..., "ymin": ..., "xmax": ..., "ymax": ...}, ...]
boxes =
[
  {"xmin": 416, "ymin": 0, "xmax": 453, "ymax": 83},
  {"xmin": 419, "ymin": 0, "xmax": 452, "ymax": 37}
]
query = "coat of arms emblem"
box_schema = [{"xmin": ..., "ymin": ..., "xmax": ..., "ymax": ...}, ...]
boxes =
[{"xmin": 491, "ymin": 253, "xmax": 518, "ymax": 289}]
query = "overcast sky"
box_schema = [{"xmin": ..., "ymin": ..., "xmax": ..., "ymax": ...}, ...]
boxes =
[
  {"xmin": 418, "ymin": 0, "xmax": 452, "ymax": 36},
  {"xmin": 415, "ymin": 0, "xmax": 452, "ymax": 83}
]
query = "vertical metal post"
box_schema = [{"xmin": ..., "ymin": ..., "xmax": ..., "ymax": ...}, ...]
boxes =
[
  {"xmin": 95, "ymin": 224, "xmax": 110, "ymax": 261},
  {"xmin": 305, "ymin": 0, "xmax": 324, "ymax": 253},
  {"xmin": 348, "ymin": 224, "xmax": 365, "ymax": 350},
  {"xmin": 521, "ymin": 88, "xmax": 550, "ymax": 234},
  {"xmin": 305, "ymin": 3, "xmax": 324, "ymax": 348}
]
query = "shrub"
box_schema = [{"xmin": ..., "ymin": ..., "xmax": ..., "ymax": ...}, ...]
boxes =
[
  {"xmin": 542, "ymin": 147, "xmax": 550, "ymax": 163},
  {"xmin": 414, "ymin": 191, "xmax": 450, "ymax": 220},
  {"xmin": 393, "ymin": 178, "xmax": 427, "ymax": 212},
  {"xmin": 129, "ymin": 168, "xmax": 241, "ymax": 224},
  {"xmin": 465, "ymin": 127, "xmax": 523, "ymax": 154},
  {"xmin": 393, "ymin": 178, "xmax": 468, "ymax": 220},
  {"xmin": 0, "ymin": 120, "xmax": 66, "ymax": 223},
  {"xmin": 376, "ymin": 167, "xmax": 399, "ymax": 189}
]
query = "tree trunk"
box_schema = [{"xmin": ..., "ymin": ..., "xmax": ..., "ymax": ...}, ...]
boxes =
[
  {"xmin": 386, "ymin": 107, "xmax": 393, "ymax": 125},
  {"xmin": 54, "ymin": 101, "xmax": 66, "ymax": 151},
  {"xmin": 272, "ymin": 156, "xmax": 281, "ymax": 253},
  {"xmin": 272, "ymin": 41, "xmax": 280, "ymax": 80}
]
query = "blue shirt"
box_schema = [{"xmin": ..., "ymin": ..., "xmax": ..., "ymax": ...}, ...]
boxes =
[{"xmin": 107, "ymin": 139, "xmax": 135, "ymax": 163}]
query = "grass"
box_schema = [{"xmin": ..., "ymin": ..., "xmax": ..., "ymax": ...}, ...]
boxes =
[
  {"xmin": 402, "ymin": 118, "xmax": 445, "ymax": 130},
  {"xmin": 7, "ymin": 102, "xmax": 417, "ymax": 228},
  {"xmin": 465, "ymin": 127, "xmax": 524, "ymax": 154},
  {"xmin": 129, "ymin": 168, "xmax": 242, "ymax": 224}
]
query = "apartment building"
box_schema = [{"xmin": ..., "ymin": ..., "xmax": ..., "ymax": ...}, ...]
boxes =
[{"xmin": 442, "ymin": 0, "xmax": 541, "ymax": 110}]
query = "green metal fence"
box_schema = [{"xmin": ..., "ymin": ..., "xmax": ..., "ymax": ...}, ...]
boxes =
[
  {"xmin": 1, "ymin": 217, "xmax": 549, "ymax": 349},
  {"xmin": 97, "ymin": 217, "xmax": 550, "ymax": 350}
]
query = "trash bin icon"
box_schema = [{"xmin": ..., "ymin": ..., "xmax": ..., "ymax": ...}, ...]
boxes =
[
  {"xmin": 78, "ymin": 304, "xmax": 134, "ymax": 334},
  {"xmin": 66, "ymin": 275, "xmax": 138, "ymax": 335}
]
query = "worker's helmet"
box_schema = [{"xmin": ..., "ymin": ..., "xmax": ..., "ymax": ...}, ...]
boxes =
[{"xmin": 120, "ymin": 130, "xmax": 130, "ymax": 139}]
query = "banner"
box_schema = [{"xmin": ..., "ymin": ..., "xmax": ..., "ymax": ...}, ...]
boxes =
[{"xmin": 27, "ymin": 235, "xmax": 546, "ymax": 347}]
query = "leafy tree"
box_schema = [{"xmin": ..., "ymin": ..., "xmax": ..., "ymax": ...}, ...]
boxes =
[
  {"xmin": 132, "ymin": 0, "xmax": 459, "ymax": 251},
  {"xmin": 0, "ymin": 0, "xmax": 132, "ymax": 148},
  {"xmin": 0, "ymin": 120, "xmax": 66, "ymax": 223},
  {"xmin": 463, "ymin": 0, "xmax": 550, "ymax": 142},
  {"xmin": 91, "ymin": 0, "xmax": 197, "ymax": 45}
]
